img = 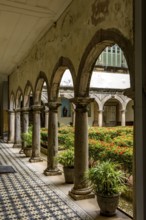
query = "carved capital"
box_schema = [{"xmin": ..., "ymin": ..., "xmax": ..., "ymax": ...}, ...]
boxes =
[{"xmin": 70, "ymin": 97, "xmax": 94, "ymax": 113}]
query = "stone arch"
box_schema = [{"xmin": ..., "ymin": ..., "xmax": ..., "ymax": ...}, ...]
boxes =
[
  {"xmin": 9, "ymin": 91, "xmax": 15, "ymax": 110},
  {"xmin": 34, "ymin": 71, "xmax": 49, "ymax": 105},
  {"xmin": 49, "ymin": 57, "xmax": 76, "ymax": 100},
  {"xmin": 125, "ymin": 99, "xmax": 134, "ymax": 125},
  {"xmin": 125, "ymin": 97, "xmax": 133, "ymax": 109},
  {"xmin": 93, "ymin": 96, "xmax": 102, "ymax": 110},
  {"xmin": 23, "ymin": 81, "xmax": 33, "ymax": 108},
  {"xmin": 15, "ymin": 87, "xmax": 23, "ymax": 109},
  {"xmin": 102, "ymin": 94, "xmax": 124, "ymax": 110},
  {"xmin": 77, "ymin": 29, "xmax": 134, "ymax": 97}
]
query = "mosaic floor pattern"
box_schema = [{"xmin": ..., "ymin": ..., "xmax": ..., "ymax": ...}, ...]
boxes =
[{"xmin": 0, "ymin": 143, "xmax": 93, "ymax": 220}]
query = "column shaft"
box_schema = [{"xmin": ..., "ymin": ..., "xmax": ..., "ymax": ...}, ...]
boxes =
[
  {"xmin": 45, "ymin": 110, "xmax": 49, "ymax": 129},
  {"xmin": 20, "ymin": 108, "xmax": 29, "ymax": 153},
  {"xmin": 69, "ymin": 97, "xmax": 94, "ymax": 200},
  {"xmin": 98, "ymin": 110, "xmax": 103, "ymax": 127},
  {"xmin": 121, "ymin": 110, "xmax": 126, "ymax": 126},
  {"xmin": 13, "ymin": 109, "xmax": 21, "ymax": 148},
  {"xmin": 8, "ymin": 110, "xmax": 15, "ymax": 143},
  {"xmin": 29, "ymin": 105, "xmax": 43, "ymax": 163},
  {"xmin": 44, "ymin": 102, "xmax": 61, "ymax": 176}
]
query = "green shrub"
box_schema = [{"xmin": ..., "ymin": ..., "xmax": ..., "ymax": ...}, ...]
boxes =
[{"xmin": 57, "ymin": 149, "xmax": 74, "ymax": 168}]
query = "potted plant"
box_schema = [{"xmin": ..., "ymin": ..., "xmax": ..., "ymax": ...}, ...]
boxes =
[
  {"xmin": 57, "ymin": 149, "xmax": 74, "ymax": 183},
  {"xmin": 86, "ymin": 160, "xmax": 126, "ymax": 216},
  {"xmin": 21, "ymin": 126, "xmax": 33, "ymax": 157}
]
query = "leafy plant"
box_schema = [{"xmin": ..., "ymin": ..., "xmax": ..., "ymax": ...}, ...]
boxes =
[
  {"xmin": 21, "ymin": 126, "xmax": 32, "ymax": 147},
  {"xmin": 86, "ymin": 160, "xmax": 126, "ymax": 196},
  {"xmin": 57, "ymin": 149, "xmax": 74, "ymax": 168}
]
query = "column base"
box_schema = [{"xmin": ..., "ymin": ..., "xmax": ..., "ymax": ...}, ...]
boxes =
[
  {"xmin": 69, "ymin": 187, "xmax": 95, "ymax": 200},
  {"xmin": 29, "ymin": 157, "xmax": 43, "ymax": 163},
  {"xmin": 44, "ymin": 168, "xmax": 62, "ymax": 176},
  {"xmin": 13, "ymin": 143, "xmax": 22, "ymax": 148},
  {"xmin": 19, "ymin": 148, "xmax": 24, "ymax": 154},
  {"xmin": 7, "ymin": 141, "xmax": 14, "ymax": 144}
]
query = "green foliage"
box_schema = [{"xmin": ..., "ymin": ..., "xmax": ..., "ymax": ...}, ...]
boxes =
[
  {"xmin": 57, "ymin": 149, "xmax": 74, "ymax": 168},
  {"xmin": 86, "ymin": 160, "xmax": 126, "ymax": 196},
  {"xmin": 58, "ymin": 133, "xmax": 74, "ymax": 149},
  {"xmin": 21, "ymin": 126, "xmax": 32, "ymax": 147},
  {"xmin": 88, "ymin": 127, "xmax": 133, "ymax": 174}
]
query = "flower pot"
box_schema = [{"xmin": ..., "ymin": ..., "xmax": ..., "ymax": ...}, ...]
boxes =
[
  {"xmin": 63, "ymin": 167, "xmax": 74, "ymax": 183},
  {"xmin": 97, "ymin": 193, "xmax": 120, "ymax": 216},
  {"xmin": 24, "ymin": 147, "xmax": 32, "ymax": 157}
]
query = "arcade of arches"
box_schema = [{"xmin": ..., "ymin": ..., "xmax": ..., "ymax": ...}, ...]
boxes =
[{"xmin": 1, "ymin": 0, "xmax": 145, "ymax": 219}]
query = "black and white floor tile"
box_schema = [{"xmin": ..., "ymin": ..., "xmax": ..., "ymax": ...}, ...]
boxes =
[{"xmin": 0, "ymin": 143, "xmax": 93, "ymax": 220}]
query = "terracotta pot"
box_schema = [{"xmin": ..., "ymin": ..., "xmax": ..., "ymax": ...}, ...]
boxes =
[
  {"xmin": 63, "ymin": 167, "xmax": 74, "ymax": 183},
  {"xmin": 97, "ymin": 193, "xmax": 120, "ymax": 216}
]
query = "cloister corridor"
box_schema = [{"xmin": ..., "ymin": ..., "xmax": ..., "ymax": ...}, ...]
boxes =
[{"xmin": 0, "ymin": 141, "xmax": 131, "ymax": 220}]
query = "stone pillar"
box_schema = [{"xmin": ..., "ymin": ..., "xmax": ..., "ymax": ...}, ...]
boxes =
[
  {"xmin": 134, "ymin": 0, "xmax": 146, "ymax": 218},
  {"xmin": 71, "ymin": 103, "xmax": 75, "ymax": 126},
  {"xmin": 8, "ymin": 110, "xmax": 15, "ymax": 143},
  {"xmin": 98, "ymin": 110, "xmax": 103, "ymax": 127},
  {"xmin": 19, "ymin": 107, "xmax": 29, "ymax": 153},
  {"xmin": 121, "ymin": 109, "xmax": 126, "ymax": 126},
  {"xmin": 44, "ymin": 101, "xmax": 62, "ymax": 176},
  {"xmin": 29, "ymin": 105, "xmax": 43, "ymax": 163},
  {"xmin": 44, "ymin": 108, "xmax": 49, "ymax": 129},
  {"xmin": 13, "ymin": 108, "xmax": 22, "ymax": 148},
  {"xmin": 69, "ymin": 97, "xmax": 94, "ymax": 200},
  {"xmin": 92, "ymin": 102, "xmax": 98, "ymax": 126}
]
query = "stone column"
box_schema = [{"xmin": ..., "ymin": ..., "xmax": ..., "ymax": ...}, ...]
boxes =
[
  {"xmin": 19, "ymin": 107, "xmax": 29, "ymax": 153},
  {"xmin": 8, "ymin": 110, "xmax": 15, "ymax": 143},
  {"xmin": 121, "ymin": 109, "xmax": 126, "ymax": 126},
  {"xmin": 71, "ymin": 103, "xmax": 75, "ymax": 126},
  {"xmin": 44, "ymin": 108, "xmax": 49, "ymax": 129},
  {"xmin": 92, "ymin": 102, "xmax": 98, "ymax": 126},
  {"xmin": 98, "ymin": 110, "xmax": 103, "ymax": 127},
  {"xmin": 69, "ymin": 97, "xmax": 94, "ymax": 200},
  {"xmin": 13, "ymin": 108, "xmax": 22, "ymax": 148},
  {"xmin": 44, "ymin": 101, "xmax": 62, "ymax": 176},
  {"xmin": 29, "ymin": 105, "xmax": 43, "ymax": 163},
  {"xmin": 134, "ymin": 0, "xmax": 146, "ymax": 219}
]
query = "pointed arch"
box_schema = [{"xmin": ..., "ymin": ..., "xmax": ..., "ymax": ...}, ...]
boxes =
[
  {"xmin": 76, "ymin": 28, "xmax": 134, "ymax": 97},
  {"xmin": 23, "ymin": 81, "xmax": 33, "ymax": 108},
  {"xmin": 9, "ymin": 91, "xmax": 15, "ymax": 110},
  {"xmin": 15, "ymin": 87, "xmax": 23, "ymax": 109},
  {"xmin": 34, "ymin": 71, "xmax": 49, "ymax": 105},
  {"xmin": 49, "ymin": 57, "xmax": 76, "ymax": 100}
]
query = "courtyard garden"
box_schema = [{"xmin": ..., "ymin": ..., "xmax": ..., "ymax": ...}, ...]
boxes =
[{"xmin": 40, "ymin": 125, "xmax": 133, "ymax": 217}]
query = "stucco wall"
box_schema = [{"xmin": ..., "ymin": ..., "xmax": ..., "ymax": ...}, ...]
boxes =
[{"xmin": 9, "ymin": 0, "xmax": 133, "ymax": 100}]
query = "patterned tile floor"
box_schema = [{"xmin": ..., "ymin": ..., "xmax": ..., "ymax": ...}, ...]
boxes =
[
  {"xmin": 0, "ymin": 143, "xmax": 132, "ymax": 220},
  {"xmin": 0, "ymin": 143, "xmax": 92, "ymax": 220}
]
